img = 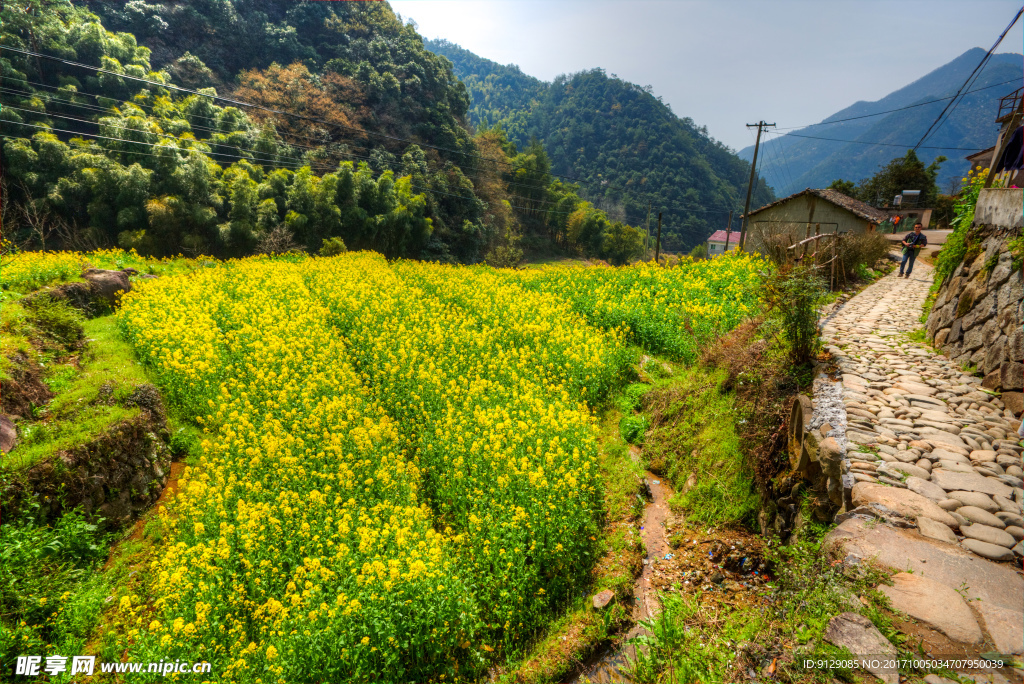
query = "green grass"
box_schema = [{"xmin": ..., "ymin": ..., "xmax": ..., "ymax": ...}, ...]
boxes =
[
  {"xmin": 2, "ymin": 314, "xmax": 151, "ymax": 471},
  {"xmin": 0, "ymin": 504, "xmax": 114, "ymax": 666},
  {"xmin": 642, "ymin": 365, "xmax": 759, "ymax": 527}
]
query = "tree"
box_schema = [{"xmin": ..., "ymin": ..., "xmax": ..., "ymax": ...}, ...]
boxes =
[
  {"xmin": 688, "ymin": 241, "xmax": 709, "ymax": 260},
  {"xmin": 856, "ymin": 150, "xmax": 946, "ymax": 207},
  {"xmin": 827, "ymin": 179, "xmax": 858, "ymax": 197},
  {"xmin": 601, "ymin": 222, "xmax": 644, "ymax": 265}
]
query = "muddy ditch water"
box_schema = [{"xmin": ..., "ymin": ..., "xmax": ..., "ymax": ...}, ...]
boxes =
[{"xmin": 567, "ymin": 471, "xmax": 674, "ymax": 683}]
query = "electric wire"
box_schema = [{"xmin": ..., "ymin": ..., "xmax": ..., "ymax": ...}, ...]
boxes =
[{"xmin": 913, "ymin": 6, "xmax": 1024, "ymax": 150}]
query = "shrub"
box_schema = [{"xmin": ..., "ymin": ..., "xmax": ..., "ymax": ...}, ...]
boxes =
[
  {"xmin": 762, "ymin": 265, "xmax": 825, "ymax": 364},
  {"xmin": 483, "ymin": 244, "xmax": 524, "ymax": 268},
  {"xmin": 23, "ymin": 297, "xmax": 85, "ymax": 347},
  {"xmin": 317, "ymin": 237, "xmax": 347, "ymax": 257},
  {"xmin": 934, "ymin": 169, "xmax": 986, "ymax": 282},
  {"xmin": 837, "ymin": 231, "xmax": 890, "ymax": 280}
]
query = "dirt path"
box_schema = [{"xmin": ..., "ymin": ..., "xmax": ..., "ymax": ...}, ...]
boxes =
[{"xmin": 569, "ymin": 471, "xmax": 673, "ymax": 683}]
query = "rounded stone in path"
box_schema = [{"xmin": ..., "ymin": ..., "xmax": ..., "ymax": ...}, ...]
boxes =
[
  {"xmin": 996, "ymin": 511, "xmax": 1024, "ymax": 527},
  {"xmin": 917, "ymin": 516, "xmax": 957, "ymax": 544},
  {"xmin": 993, "ymin": 494, "xmax": 1021, "ymax": 514},
  {"xmin": 957, "ymin": 506, "xmax": 1006, "ymax": 528},
  {"xmin": 960, "ymin": 537, "xmax": 1015, "ymax": 561},
  {"xmin": 906, "ymin": 477, "xmax": 947, "ymax": 502},
  {"xmin": 881, "ymin": 462, "xmax": 931, "ymax": 480},
  {"xmin": 1005, "ymin": 526, "xmax": 1024, "ymax": 542},
  {"xmin": 938, "ymin": 461, "xmax": 978, "ymax": 474},
  {"xmin": 970, "ymin": 450, "xmax": 998, "ymax": 463},
  {"xmin": 949, "ymin": 491, "xmax": 999, "ymax": 512},
  {"xmin": 930, "ymin": 469, "xmax": 1014, "ymax": 498},
  {"xmin": 923, "ymin": 432, "xmax": 969, "ymax": 450},
  {"xmin": 961, "ymin": 523, "xmax": 1016, "ymax": 548},
  {"xmin": 938, "ymin": 499, "xmax": 963, "ymax": 510},
  {"xmin": 932, "ymin": 449, "xmax": 971, "ymax": 463},
  {"xmin": 878, "ymin": 572, "xmax": 982, "ymax": 644}
]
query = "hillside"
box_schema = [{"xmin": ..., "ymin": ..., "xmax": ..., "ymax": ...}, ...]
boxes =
[
  {"xmin": 739, "ymin": 48, "xmax": 1023, "ymax": 196},
  {"xmin": 426, "ymin": 39, "xmax": 775, "ymax": 251},
  {"xmin": 2, "ymin": 1, "xmax": 650, "ymax": 265}
]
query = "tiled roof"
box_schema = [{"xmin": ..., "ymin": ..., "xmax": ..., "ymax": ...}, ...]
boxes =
[
  {"xmin": 707, "ymin": 230, "xmax": 740, "ymax": 244},
  {"xmin": 743, "ymin": 188, "xmax": 889, "ymax": 224}
]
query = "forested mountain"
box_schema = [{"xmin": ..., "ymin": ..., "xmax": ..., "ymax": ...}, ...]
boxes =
[
  {"xmin": 1, "ymin": 1, "xmax": 645, "ymax": 264},
  {"xmin": 426, "ymin": 39, "xmax": 775, "ymax": 252},
  {"xmin": 740, "ymin": 48, "xmax": 1023, "ymax": 197}
]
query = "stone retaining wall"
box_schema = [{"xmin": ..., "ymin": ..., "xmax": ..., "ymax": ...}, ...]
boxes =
[
  {"xmin": 1, "ymin": 394, "xmax": 172, "ymax": 530},
  {"xmin": 925, "ymin": 188, "xmax": 1023, "ymax": 414}
]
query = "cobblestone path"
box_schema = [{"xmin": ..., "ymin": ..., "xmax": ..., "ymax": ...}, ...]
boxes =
[{"xmin": 820, "ymin": 261, "xmax": 1024, "ymax": 665}]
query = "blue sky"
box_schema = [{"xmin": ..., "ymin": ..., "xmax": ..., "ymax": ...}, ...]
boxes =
[{"xmin": 391, "ymin": 0, "xmax": 1024, "ymax": 151}]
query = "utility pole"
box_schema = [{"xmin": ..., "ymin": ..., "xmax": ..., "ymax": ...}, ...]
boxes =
[
  {"xmin": 739, "ymin": 120, "xmax": 775, "ymax": 252},
  {"xmin": 654, "ymin": 212, "xmax": 663, "ymax": 265},
  {"xmin": 645, "ymin": 201, "xmax": 652, "ymax": 261},
  {"xmin": 723, "ymin": 210, "xmax": 733, "ymax": 258}
]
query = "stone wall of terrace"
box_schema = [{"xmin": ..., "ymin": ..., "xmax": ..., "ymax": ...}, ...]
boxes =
[{"xmin": 926, "ymin": 188, "xmax": 1023, "ymax": 415}]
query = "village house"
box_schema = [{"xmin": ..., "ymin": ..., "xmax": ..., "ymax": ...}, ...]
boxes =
[
  {"xmin": 741, "ymin": 188, "xmax": 889, "ymax": 256},
  {"xmin": 706, "ymin": 230, "xmax": 740, "ymax": 257}
]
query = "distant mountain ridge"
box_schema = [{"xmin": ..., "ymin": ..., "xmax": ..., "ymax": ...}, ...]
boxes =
[
  {"xmin": 740, "ymin": 48, "xmax": 1023, "ymax": 197},
  {"xmin": 426, "ymin": 39, "xmax": 774, "ymax": 251}
]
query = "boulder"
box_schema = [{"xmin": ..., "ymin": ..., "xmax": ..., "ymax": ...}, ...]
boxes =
[
  {"xmin": 83, "ymin": 268, "xmax": 131, "ymax": 308},
  {"xmin": 851, "ymin": 483, "xmax": 958, "ymax": 527},
  {"xmin": 822, "ymin": 613, "xmax": 897, "ymax": 684},
  {"xmin": 878, "ymin": 572, "xmax": 982, "ymax": 644},
  {"xmin": 916, "ymin": 516, "xmax": 957, "ymax": 544},
  {"xmin": 0, "ymin": 415, "xmax": 16, "ymax": 453},
  {"xmin": 1002, "ymin": 361, "xmax": 1024, "ymax": 392},
  {"xmin": 930, "ymin": 469, "xmax": 1013, "ymax": 498}
]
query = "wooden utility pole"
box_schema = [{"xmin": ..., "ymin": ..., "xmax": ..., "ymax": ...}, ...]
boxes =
[
  {"xmin": 723, "ymin": 210, "xmax": 733, "ymax": 258},
  {"xmin": 654, "ymin": 212, "xmax": 663, "ymax": 265},
  {"xmin": 739, "ymin": 120, "xmax": 775, "ymax": 252}
]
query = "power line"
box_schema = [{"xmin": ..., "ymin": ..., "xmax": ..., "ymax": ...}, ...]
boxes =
[
  {"xmin": 770, "ymin": 131, "xmax": 986, "ymax": 151},
  {"xmin": 1, "ymin": 44, "xmax": 747, "ymax": 222},
  {"xmin": 773, "ymin": 77, "xmax": 1021, "ymax": 132},
  {"xmin": 0, "ymin": 121, "xmax": 607, "ymax": 217},
  {"xmin": 913, "ymin": 6, "xmax": 1024, "ymax": 151}
]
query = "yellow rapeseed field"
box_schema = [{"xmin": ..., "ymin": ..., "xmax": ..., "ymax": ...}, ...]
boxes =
[
  {"xmin": 113, "ymin": 253, "xmax": 634, "ymax": 682},
  {"xmin": 508, "ymin": 253, "xmax": 764, "ymax": 362},
  {"xmin": 0, "ymin": 248, "xmax": 764, "ymax": 682}
]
